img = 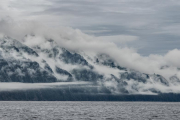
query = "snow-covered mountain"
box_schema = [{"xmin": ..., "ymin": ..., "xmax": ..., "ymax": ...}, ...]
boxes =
[{"xmin": 0, "ymin": 35, "xmax": 179, "ymax": 94}]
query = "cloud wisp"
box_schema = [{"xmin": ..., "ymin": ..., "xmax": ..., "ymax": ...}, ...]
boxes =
[
  {"xmin": 1, "ymin": 0, "xmax": 180, "ymax": 55},
  {"xmin": 0, "ymin": 82, "xmax": 92, "ymax": 91}
]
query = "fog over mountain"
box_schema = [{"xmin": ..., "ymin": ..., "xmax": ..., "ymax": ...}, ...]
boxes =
[
  {"xmin": 0, "ymin": 1, "xmax": 180, "ymax": 100},
  {"xmin": 0, "ymin": 19, "xmax": 180, "ymax": 96}
]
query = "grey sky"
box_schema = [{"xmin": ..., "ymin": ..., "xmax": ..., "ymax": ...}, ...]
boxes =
[{"xmin": 1, "ymin": 0, "xmax": 180, "ymax": 55}]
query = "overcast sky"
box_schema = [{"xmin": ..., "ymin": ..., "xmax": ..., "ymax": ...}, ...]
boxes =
[{"xmin": 1, "ymin": 0, "xmax": 180, "ymax": 55}]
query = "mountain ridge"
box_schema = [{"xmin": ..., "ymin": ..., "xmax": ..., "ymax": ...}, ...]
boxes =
[{"xmin": 0, "ymin": 35, "xmax": 179, "ymax": 95}]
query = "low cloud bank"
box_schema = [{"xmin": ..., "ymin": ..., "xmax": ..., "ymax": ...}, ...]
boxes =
[{"xmin": 0, "ymin": 82, "xmax": 91, "ymax": 91}]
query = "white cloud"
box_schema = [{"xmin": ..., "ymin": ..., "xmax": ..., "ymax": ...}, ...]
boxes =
[
  {"xmin": 165, "ymin": 49, "xmax": 180, "ymax": 67},
  {"xmin": 1, "ymin": 0, "xmax": 180, "ymax": 56},
  {"xmin": 0, "ymin": 82, "xmax": 91, "ymax": 91},
  {"xmin": 97, "ymin": 35, "xmax": 138, "ymax": 44}
]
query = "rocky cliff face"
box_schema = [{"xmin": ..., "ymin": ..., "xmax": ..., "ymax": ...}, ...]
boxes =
[{"xmin": 0, "ymin": 36, "xmax": 57, "ymax": 83}]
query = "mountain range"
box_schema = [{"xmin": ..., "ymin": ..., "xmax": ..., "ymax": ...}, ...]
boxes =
[{"xmin": 0, "ymin": 34, "xmax": 180, "ymax": 101}]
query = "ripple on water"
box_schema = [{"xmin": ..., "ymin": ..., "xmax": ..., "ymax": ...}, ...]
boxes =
[{"xmin": 0, "ymin": 102, "xmax": 180, "ymax": 120}]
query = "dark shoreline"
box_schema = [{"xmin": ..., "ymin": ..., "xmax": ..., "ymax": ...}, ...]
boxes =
[{"xmin": 0, "ymin": 89, "xmax": 180, "ymax": 101}]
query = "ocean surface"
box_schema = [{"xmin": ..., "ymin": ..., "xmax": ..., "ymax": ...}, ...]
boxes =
[{"xmin": 0, "ymin": 102, "xmax": 180, "ymax": 120}]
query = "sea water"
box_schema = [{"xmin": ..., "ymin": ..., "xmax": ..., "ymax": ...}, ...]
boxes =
[{"xmin": 0, "ymin": 101, "xmax": 180, "ymax": 120}]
